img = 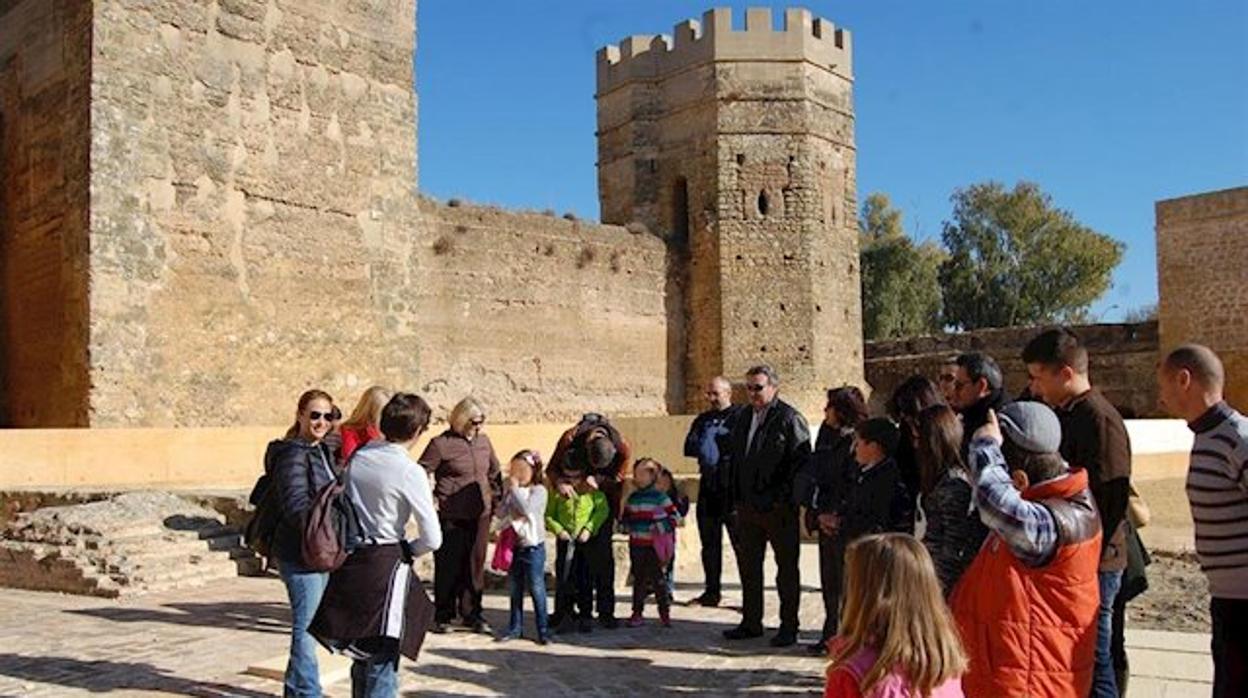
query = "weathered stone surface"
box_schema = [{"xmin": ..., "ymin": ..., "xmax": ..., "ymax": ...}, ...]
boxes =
[
  {"xmin": 865, "ymin": 321, "xmax": 1162, "ymax": 418},
  {"xmin": 0, "ymin": 491, "xmax": 259, "ymax": 596},
  {"xmin": 1157, "ymin": 187, "xmax": 1248, "ymax": 412}
]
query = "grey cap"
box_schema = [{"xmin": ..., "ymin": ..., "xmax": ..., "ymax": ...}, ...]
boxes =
[{"xmin": 998, "ymin": 401, "xmax": 1062, "ymax": 454}]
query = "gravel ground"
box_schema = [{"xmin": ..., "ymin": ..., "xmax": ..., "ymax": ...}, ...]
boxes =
[{"xmin": 1128, "ymin": 549, "xmax": 1211, "ymax": 634}]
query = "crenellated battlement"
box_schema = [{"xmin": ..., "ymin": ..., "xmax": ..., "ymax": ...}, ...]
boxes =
[{"xmin": 596, "ymin": 7, "xmax": 851, "ymax": 94}]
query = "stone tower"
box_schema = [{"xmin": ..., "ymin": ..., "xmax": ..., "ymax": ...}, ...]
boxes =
[{"xmin": 597, "ymin": 7, "xmax": 864, "ymax": 413}]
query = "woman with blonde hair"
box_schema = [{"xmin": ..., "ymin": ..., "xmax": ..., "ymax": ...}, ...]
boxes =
[
  {"xmin": 825, "ymin": 533, "xmax": 966, "ymax": 698},
  {"xmin": 418, "ymin": 396, "xmax": 504, "ymax": 634},
  {"xmin": 340, "ymin": 386, "xmax": 391, "ymax": 462}
]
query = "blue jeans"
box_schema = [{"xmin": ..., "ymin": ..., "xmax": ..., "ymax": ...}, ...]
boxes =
[
  {"xmin": 350, "ymin": 643, "xmax": 399, "ymax": 698},
  {"xmin": 1093, "ymin": 570, "xmax": 1123, "ymax": 698},
  {"xmin": 279, "ymin": 560, "xmax": 329, "ymax": 698},
  {"xmin": 507, "ymin": 544, "xmax": 549, "ymax": 639}
]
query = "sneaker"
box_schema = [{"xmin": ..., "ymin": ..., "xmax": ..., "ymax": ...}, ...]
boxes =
[
  {"xmin": 722, "ymin": 625, "xmax": 764, "ymax": 640},
  {"xmin": 536, "ymin": 635, "xmax": 553, "ymax": 646},
  {"xmin": 577, "ymin": 618, "xmax": 594, "ymax": 634},
  {"xmin": 690, "ymin": 592, "xmax": 721, "ymax": 607},
  {"xmin": 430, "ymin": 622, "xmax": 449, "ymax": 635},
  {"xmin": 470, "ymin": 619, "xmax": 493, "ymax": 635},
  {"xmin": 627, "ymin": 613, "xmax": 645, "ymax": 628},
  {"xmin": 806, "ymin": 639, "xmax": 830, "ymax": 656},
  {"xmin": 598, "ymin": 615, "xmax": 620, "ymax": 630},
  {"xmin": 495, "ymin": 633, "xmax": 520, "ymax": 643},
  {"xmin": 659, "ymin": 610, "xmax": 671, "ymax": 628}
]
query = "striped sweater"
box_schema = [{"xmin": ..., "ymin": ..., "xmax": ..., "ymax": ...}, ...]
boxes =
[
  {"xmin": 622, "ymin": 485, "xmax": 680, "ymax": 547},
  {"xmin": 1186, "ymin": 401, "xmax": 1248, "ymax": 599}
]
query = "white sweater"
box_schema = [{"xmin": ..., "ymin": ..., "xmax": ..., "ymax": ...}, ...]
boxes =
[
  {"xmin": 346, "ymin": 441, "xmax": 442, "ymax": 557},
  {"xmin": 496, "ymin": 484, "xmax": 548, "ymax": 548}
]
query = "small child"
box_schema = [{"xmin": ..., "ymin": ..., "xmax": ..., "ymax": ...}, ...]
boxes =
[
  {"xmin": 545, "ymin": 473, "xmax": 610, "ymax": 634},
  {"xmin": 825, "ymin": 533, "xmax": 966, "ymax": 697},
  {"xmin": 494, "ymin": 450, "xmax": 551, "ymax": 645},
  {"xmin": 622, "ymin": 458, "xmax": 681, "ymax": 627},
  {"xmin": 656, "ymin": 467, "xmax": 689, "ymax": 602},
  {"xmin": 818, "ymin": 417, "xmax": 911, "ymax": 649}
]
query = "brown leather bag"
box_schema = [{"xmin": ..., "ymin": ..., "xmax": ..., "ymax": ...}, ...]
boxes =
[{"xmin": 301, "ymin": 473, "xmax": 360, "ymax": 572}]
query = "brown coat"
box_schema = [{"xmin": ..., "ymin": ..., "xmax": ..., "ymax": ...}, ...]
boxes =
[
  {"xmin": 419, "ymin": 431, "xmax": 503, "ymax": 522},
  {"xmin": 1057, "ymin": 388, "xmax": 1132, "ymax": 572}
]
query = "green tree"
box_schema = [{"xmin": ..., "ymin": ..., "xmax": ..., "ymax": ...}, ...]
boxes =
[
  {"xmin": 859, "ymin": 193, "xmax": 945, "ymax": 340},
  {"xmin": 938, "ymin": 181, "xmax": 1123, "ymax": 330}
]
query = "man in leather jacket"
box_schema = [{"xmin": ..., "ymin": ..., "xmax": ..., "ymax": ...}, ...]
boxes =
[{"xmin": 721, "ymin": 365, "xmax": 811, "ymax": 648}]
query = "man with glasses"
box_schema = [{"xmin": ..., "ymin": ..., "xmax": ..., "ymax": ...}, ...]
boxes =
[
  {"xmin": 722, "ymin": 365, "xmax": 811, "ymax": 647},
  {"xmin": 683, "ymin": 376, "xmax": 744, "ymax": 607},
  {"xmin": 951, "ymin": 352, "xmax": 1009, "ymax": 455},
  {"xmin": 936, "ymin": 357, "xmax": 960, "ymax": 405}
]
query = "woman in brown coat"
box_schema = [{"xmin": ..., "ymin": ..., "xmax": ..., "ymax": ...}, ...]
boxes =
[{"xmin": 419, "ymin": 396, "xmax": 504, "ymax": 634}]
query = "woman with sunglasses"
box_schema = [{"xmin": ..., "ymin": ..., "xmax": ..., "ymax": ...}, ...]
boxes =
[
  {"xmin": 265, "ymin": 388, "xmax": 340, "ymax": 697},
  {"xmin": 418, "ymin": 396, "xmax": 504, "ymax": 634}
]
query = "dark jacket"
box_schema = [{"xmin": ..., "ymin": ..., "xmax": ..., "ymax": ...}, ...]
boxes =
[
  {"xmin": 1056, "ymin": 388, "xmax": 1132, "ymax": 572},
  {"xmin": 266, "ymin": 438, "xmax": 339, "ymax": 566},
  {"xmin": 683, "ymin": 405, "xmax": 743, "ymax": 491},
  {"xmin": 794, "ymin": 426, "xmax": 854, "ymax": 522},
  {"xmin": 726, "ymin": 398, "xmax": 812, "ymax": 512},
  {"xmin": 837, "ymin": 457, "xmax": 912, "ymax": 544},
  {"xmin": 922, "ymin": 471, "xmax": 989, "ymax": 594},
  {"xmin": 960, "ymin": 389, "xmax": 1009, "ymax": 456}
]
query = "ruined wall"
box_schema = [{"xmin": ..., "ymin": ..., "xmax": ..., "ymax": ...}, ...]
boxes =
[
  {"xmin": 1157, "ymin": 187, "xmax": 1248, "ymax": 411},
  {"xmin": 86, "ymin": 0, "xmax": 424, "ymax": 426},
  {"xmin": 865, "ymin": 322, "xmax": 1161, "ymax": 418},
  {"xmin": 414, "ymin": 200, "xmax": 669, "ymax": 422},
  {"xmin": 597, "ymin": 8, "xmax": 862, "ymax": 414},
  {"xmin": 0, "ymin": 0, "xmax": 93, "ymax": 426}
]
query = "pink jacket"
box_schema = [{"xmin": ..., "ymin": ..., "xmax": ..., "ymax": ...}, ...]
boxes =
[{"xmin": 825, "ymin": 645, "xmax": 964, "ymax": 698}]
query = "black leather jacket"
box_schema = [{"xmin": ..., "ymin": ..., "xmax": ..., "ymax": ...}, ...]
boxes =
[
  {"xmin": 265, "ymin": 438, "xmax": 339, "ymax": 566},
  {"xmin": 725, "ymin": 398, "xmax": 812, "ymax": 512},
  {"xmin": 921, "ymin": 471, "xmax": 989, "ymax": 594}
]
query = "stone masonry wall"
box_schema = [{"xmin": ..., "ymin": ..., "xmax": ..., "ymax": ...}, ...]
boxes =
[
  {"xmin": 865, "ymin": 321, "xmax": 1161, "ymax": 418},
  {"xmin": 0, "ymin": 0, "xmax": 93, "ymax": 426},
  {"xmin": 85, "ymin": 0, "xmax": 424, "ymax": 426},
  {"xmin": 414, "ymin": 200, "xmax": 669, "ymax": 422},
  {"xmin": 1157, "ymin": 187, "xmax": 1248, "ymax": 412}
]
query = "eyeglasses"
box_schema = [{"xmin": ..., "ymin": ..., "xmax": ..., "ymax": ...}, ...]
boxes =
[
  {"xmin": 938, "ymin": 373, "xmax": 956, "ymax": 384},
  {"xmin": 308, "ymin": 410, "xmax": 334, "ymax": 422},
  {"xmin": 745, "ymin": 383, "xmax": 768, "ymax": 392},
  {"xmin": 470, "ymin": 418, "xmax": 485, "ymax": 426}
]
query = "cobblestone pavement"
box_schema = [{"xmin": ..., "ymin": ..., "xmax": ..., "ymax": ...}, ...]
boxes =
[
  {"xmin": 0, "ymin": 548, "xmax": 1210, "ymax": 697},
  {"xmin": 0, "ymin": 553, "xmax": 832, "ymax": 697}
]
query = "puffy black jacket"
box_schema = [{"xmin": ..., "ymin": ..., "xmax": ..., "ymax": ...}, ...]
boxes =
[
  {"xmin": 793, "ymin": 426, "xmax": 854, "ymax": 515},
  {"xmin": 921, "ymin": 471, "xmax": 989, "ymax": 595},
  {"xmin": 265, "ymin": 438, "xmax": 339, "ymax": 566},
  {"xmin": 726, "ymin": 399, "xmax": 811, "ymax": 512}
]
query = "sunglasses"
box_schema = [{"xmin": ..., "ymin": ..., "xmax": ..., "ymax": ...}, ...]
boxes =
[
  {"xmin": 745, "ymin": 383, "xmax": 768, "ymax": 392},
  {"xmin": 308, "ymin": 410, "xmax": 335, "ymax": 422},
  {"xmin": 938, "ymin": 373, "xmax": 957, "ymax": 384},
  {"xmin": 470, "ymin": 418, "xmax": 485, "ymax": 426}
]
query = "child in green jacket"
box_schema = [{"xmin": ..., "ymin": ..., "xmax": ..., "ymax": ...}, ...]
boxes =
[{"xmin": 546, "ymin": 480, "xmax": 609, "ymax": 633}]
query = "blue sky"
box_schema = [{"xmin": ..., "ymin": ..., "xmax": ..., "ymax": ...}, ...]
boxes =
[{"xmin": 416, "ymin": 1, "xmax": 1248, "ymax": 321}]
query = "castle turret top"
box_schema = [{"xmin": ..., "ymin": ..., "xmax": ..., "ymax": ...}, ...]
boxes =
[{"xmin": 596, "ymin": 7, "xmax": 851, "ymax": 95}]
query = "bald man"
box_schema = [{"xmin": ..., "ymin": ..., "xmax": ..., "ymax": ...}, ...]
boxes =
[
  {"xmin": 1158, "ymin": 345, "xmax": 1248, "ymax": 698},
  {"xmin": 682, "ymin": 376, "xmax": 743, "ymax": 606}
]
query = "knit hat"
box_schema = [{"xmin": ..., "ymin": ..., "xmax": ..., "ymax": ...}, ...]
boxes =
[{"xmin": 998, "ymin": 401, "xmax": 1061, "ymax": 454}]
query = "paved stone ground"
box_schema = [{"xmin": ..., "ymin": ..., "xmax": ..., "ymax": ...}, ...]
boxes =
[{"xmin": 0, "ymin": 547, "xmax": 1212, "ymax": 697}]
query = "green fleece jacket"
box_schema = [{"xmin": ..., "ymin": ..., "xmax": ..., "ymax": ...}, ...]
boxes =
[{"xmin": 545, "ymin": 489, "xmax": 609, "ymax": 538}]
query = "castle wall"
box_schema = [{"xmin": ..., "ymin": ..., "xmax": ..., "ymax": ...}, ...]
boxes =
[
  {"xmin": 1157, "ymin": 187, "xmax": 1248, "ymax": 411},
  {"xmin": 864, "ymin": 322, "xmax": 1161, "ymax": 418},
  {"xmin": 414, "ymin": 201, "xmax": 669, "ymax": 422},
  {"xmin": 85, "ymin": 0, "xmax": 424, "ymax": 426},
  {"xmin": 0, "ymin": 0, "xmax": 93, "ymax": 426}
]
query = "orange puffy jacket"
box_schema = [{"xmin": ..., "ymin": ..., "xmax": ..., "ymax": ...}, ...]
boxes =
[{"xmin": 951, "ymin": 468, "xmax": 1101, "ymax": 698}]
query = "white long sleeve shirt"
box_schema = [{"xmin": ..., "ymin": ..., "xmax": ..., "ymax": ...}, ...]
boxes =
[
  {"xmin": 496, "ymin": 484, "xmax": 548, "ymax": 548},
  {"xmin": 346, "ymin": 441, "xmax": 442, "ymax": 557}
]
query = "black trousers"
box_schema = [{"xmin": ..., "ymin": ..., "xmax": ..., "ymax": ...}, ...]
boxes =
[
  {"xmin": 734, "ymin": 503, "xmax": 801, "ymax": 633},
  {"xmin": 696, "ymin": 482, "xmax": 735, "ymax": 597},
  {"xmin": 1212, "ymin": 597, "xmax": 1248, "ymax": 698},
  {"xmin": 432, "ymin": 517, "xmax": 487, "ymax": 624},
  {"xmin": 630, "ymin": 546, "xmax": 670, "ymax": 614},
  {"xmin": 817, "ymin": 532, "xmax": 845, "ymax": 642},
  {"xmin": 584, "ymin": 525, "xmax": 617, "ymax": 620},
  {"xmin": 553, "ymin": 538, "xmax": 590, "ymax": 621}
]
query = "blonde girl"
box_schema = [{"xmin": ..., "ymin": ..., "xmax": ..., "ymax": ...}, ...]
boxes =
[
  {"xmin": 825, "ymin": 533, "xmax": 966, "ymax": 698},
  {"xmin": 340, "ymin": 386, "xmax": 391, "ymax": 462}
]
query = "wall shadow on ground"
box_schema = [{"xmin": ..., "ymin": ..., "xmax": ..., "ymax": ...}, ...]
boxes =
[
  {"xmin": 0, "ymin": 653, "xmax": 271, "ymax": 697},
  {"xmin": 66, "ymin": 600, "xmax": 291, "ymax": 636}
]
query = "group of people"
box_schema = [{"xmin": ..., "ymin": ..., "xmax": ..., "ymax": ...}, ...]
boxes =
[{"xmin": 258, "ymin": 330, "xmax": 1246, "ymax": 698}]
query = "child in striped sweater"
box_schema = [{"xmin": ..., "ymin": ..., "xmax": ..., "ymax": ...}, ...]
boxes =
[{"xmin": 622, "ymin": 458, "xmax": 682, "ymax": 627}]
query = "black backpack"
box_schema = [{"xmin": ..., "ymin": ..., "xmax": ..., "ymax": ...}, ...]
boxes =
[{"xmin": 243, "ymin": 440, "xmax": 285, "ymax": 562}]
